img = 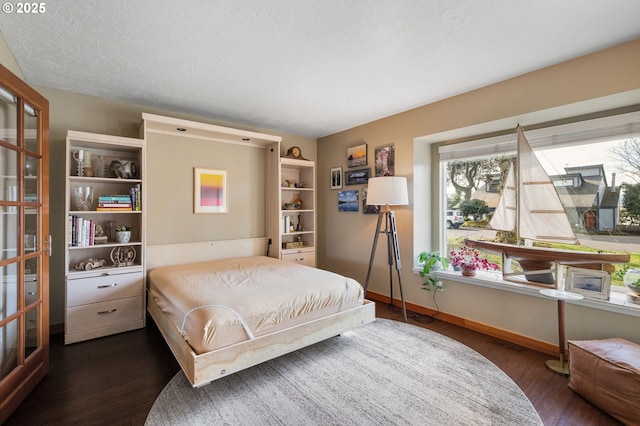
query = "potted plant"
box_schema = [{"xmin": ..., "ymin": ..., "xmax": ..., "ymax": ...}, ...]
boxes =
[
  {"xmin": 623, "ymin": 268, "xmax": 640, "ymax": 292},
  {"xmin": 449, "ymin": 246, "xmax": 499, "ymax": 277},
  {"xmin": 418, "ymin": 251, "xmax": 449, "ymax": 291},
  {"xmin": 115, "ymin": 225, "xmax": 131, "ymax": 243}
]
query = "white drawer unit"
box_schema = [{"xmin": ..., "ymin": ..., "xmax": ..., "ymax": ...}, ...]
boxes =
[
  {"xmin": 282, "ymin": 250, "xmax": 316, "ymax": 268},
  {"xmin": 65, "ymin": 268, "xmax": 145, "ymax": 344},
  {"xmin": 67, "ymin": 270, "xmax": 143, "ymax": 306},
  {"xmin": 66, "ymin": 296, "xmax": 144, "ymax": 335}
]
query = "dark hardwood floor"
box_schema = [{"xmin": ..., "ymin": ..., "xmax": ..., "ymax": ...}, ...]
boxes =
[{"xmin": 6, "ymin": 303, "xmax": 621, "ymax": 425}]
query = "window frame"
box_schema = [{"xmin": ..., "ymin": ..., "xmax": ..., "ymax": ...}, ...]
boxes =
[{"xmin": 413, "ymin": 110, "xmax": 640, "ymax": 315}]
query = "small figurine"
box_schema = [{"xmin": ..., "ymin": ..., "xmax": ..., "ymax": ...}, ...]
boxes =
[
  {"xmin": 109, "ymin": 160, "xmax": 138, "ymax": 179},
  {"xmin": 73, "ymin": 257, "xmax": 106, "ymax": 271},
  {"xmin": 110, "ymin": 246, "xmax": 136, "ymax": 267},
  {"xmin": 94, "ymin": 224, "xmax": 108, "ymax": 244}
]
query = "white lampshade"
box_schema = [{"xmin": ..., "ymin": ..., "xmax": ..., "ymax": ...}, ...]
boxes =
[{"xmin": 366, "ymin": 176, "xmax": 408, "ymax": 206}]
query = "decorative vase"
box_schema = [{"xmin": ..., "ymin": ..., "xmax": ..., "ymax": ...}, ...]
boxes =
[
  {"xmin": 461, "ymin": 266, "xmax": 476, "ymax": 277},
  {"xmin": 73, "ymin": 186, "xmax": 94, "ymax": 211},
  {"xmin": 115, "ymin": 230, "xmax": 131, "ymax": 244}
]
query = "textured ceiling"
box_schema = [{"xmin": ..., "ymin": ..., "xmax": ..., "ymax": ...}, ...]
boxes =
[{"xmin": 1, "ymin": 1, "xmax": 639, "ymax": 137}]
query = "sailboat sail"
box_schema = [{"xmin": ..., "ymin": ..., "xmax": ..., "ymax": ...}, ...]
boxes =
[
  {"xmin": 489, "ymin": 126, "xmax": 578, "ymax": 245},
  {"xmin": 489, "ymin": 163, "xmax": 516, "ymax": 232}
]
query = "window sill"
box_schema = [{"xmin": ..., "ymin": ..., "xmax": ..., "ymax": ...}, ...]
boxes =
[{"xmin": 412, "ymin": 267, "xmax": 640, "ymax": 318}]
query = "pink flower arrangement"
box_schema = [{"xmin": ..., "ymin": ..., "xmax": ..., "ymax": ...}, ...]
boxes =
[{"xmin": 449, "ymin": 246, "xmax": 499, "ymax": 273}]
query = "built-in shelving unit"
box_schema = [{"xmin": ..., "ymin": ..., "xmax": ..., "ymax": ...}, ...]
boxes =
[
  {"xmin": 64, "ymin": 130, "xmax": 145, "ymax": 344},
  {"xmin": 266, "ymin": 148, "xmax": 316, "ymax": 267}
]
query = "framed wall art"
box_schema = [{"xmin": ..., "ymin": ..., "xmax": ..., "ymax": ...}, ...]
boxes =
[
  {"xmin": 374, "ymin": 144, "xmax": 395, "ymax": 176},
  {"xmin": 347, "ymin": 143, "xmax": 367, "ymax": 168},
  {"xmin": 344, "ymin": 168, "xmax": 371, "ymax": 185},
  {"xmin": 194, "ymin": 167, "xmax": 227, "ymax": 214},
  {"xmin": 362, "ymin": 187, "xmax": 379, "ymax": 214},
  {"xmin": 565, "ymin": 267, "xmax": 611, "ymax": 300},
  {"xmin": 338, "ymin": 190, "xmax": 359, "ymax": 212},
  {"xmin": 330, "ymin": 166, "xmax": 343, "ymax": 189}
]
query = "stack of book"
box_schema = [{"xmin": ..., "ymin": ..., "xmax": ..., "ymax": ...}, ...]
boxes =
[
  {"xmin": 130, "ymin": 184, "xmax": 141, "ymax": 211},
  {"xmin": 68, "ymin": 216, "xmax": 106, "ymax": 246},
  {"xmin": 97, "ymin": 194, "xmax": 132, "ymax": 211}
]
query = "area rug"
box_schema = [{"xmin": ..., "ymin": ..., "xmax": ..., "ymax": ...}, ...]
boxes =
[{"xmin": 146, "ymin": 319, "xmax": 542, "ymax": 425}]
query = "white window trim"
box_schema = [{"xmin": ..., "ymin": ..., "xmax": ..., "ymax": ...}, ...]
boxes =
[{"xmin": 438, "ymin": 110, "xmax": 640, "ymax": 161}]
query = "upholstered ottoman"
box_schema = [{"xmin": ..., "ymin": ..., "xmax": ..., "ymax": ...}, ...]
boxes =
[{"xmin": 568, "ymin": 338, "xmax": 640, "ymax": 425}]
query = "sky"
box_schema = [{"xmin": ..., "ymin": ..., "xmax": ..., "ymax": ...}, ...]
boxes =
[{"xmin": 536, "ymin": 138, "xmax": 632, "ymax": 185}]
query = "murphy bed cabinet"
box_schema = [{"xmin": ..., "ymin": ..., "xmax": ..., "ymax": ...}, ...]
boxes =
[
  {"xmin": 64, "ymin": 131, "xmax": 145, "ymax": 344},
  {"xmin": 266, "ymin": 144, "xmax": 316, "ymax": 267}
]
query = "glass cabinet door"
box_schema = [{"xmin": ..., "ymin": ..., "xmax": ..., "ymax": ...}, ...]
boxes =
[{"xmin": 0, "ymin": 65, "xmax": 49, "ymax": 423}]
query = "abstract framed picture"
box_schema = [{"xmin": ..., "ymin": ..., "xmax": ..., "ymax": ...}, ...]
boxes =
[
  {"xmin": 374, "ymin": 144, "xmax": 395, "ymax": 176},
  {"xmin": 347, "ymin": 143, "xmax": 367, "ymax": 168},
  {"xmin": 566, "ymin": 267, "xmax": 611, "ymax": 300},
  {"xmin": 330, "ymin": 166, "xmax": 343, "ymax": 190},
  {"xmin": 338, "ymin": 190, "xmax": 359, "ymax": 212},
  {"xmin": 344, "ymin": 168, "xmax": 371, "ymax": 185},
  {"xmin": 194, "ymin": 167, "xmax": 227, "ymax": 214}
]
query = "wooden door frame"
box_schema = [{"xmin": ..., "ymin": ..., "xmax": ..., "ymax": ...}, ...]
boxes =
[{"xmin": 0, "ymin": 64, "xmax": 50, "ymax": 424}]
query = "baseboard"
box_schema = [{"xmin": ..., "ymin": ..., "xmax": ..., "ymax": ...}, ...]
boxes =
[
  {"xmin": 366, "ymin": 291, "xmax": 558, "ymax": 357},
  {"xmin": 50, "ymin": 323, "xmax": 64, "ymax": 335}
]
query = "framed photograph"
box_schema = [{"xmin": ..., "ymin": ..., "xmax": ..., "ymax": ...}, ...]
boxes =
[
  {"xmin": 338, "ymin": 190, "xmax": 359, "ymax": 212},
  {"xmin": 344, "ymin": 168, "xmax": 371, "ymax": 185},
  {"xmin": 374, "ymin": 145, "xmax": 395, "ymax": 176},
  {"xmin": 566, "ymin": 267, "xmax": 611, "ymax": 300},
  {"xmin": 347, "ymin": 143, "xmax": 367, "ymax": 168},
  {"xmin": 194, "ymin": 167, "xmax": 227, "ymax": 214},
  {"xmin": 330, "ymin": 166, "xmax": 343, "ymax": 190},
  {"xmin": 362, "ymin": 187, "xmax": 379, "ymax": 214}
]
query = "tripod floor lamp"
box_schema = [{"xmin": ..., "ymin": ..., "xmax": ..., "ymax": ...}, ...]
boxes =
[{"xmin": 363, "ymin": 176, "xmax": 409, "ymax": 322}]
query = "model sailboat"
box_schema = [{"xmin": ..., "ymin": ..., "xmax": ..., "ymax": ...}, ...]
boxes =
[{"xmin": 465, "ymin": 125, "xmax": 630, "ymax": 284}]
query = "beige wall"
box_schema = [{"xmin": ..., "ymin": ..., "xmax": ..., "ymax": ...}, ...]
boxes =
[
  {"xmin": 145, "ymin": 132, "xmax": 266, "ymax": 245},
  {"xmin": 0, "ymin": 32, "xmax": 23, "ymax": 79},
  {"xmin": 317, "ymin": 39, "xmax": 640, "ymax": 346}
]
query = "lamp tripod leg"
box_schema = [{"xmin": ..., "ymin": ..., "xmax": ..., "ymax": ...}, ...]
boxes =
[
  {"xmin": 388, "ymin": 211, "xmax": 407, "ymax": 322},
  {"xmin": 364, "ymin": 212, "xmax": 384, "ymax": 295}
]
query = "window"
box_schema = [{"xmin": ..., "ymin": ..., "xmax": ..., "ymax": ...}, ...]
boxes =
[{"xmin": 430, "ymin": 111, "xmax": 640, "ymax": 290}]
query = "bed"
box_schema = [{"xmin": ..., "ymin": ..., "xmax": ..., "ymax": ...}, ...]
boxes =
[{"xmin": 146, "ymin": 240, "xmax": 375, "ymax": 387}]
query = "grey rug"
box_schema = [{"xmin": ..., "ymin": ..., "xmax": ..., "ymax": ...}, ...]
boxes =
[{"xmin": 146, "ymin": 319, "xmax": 542, "ymax": 425}]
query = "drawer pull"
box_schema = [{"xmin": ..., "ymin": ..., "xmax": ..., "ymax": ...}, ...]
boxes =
[
  {"xmin": 97, "ymin": 308, "xmax": 117, "ymax": 315},
  {"xmin": 97, "ymin": 283, "xmax": 118, "ymax": 289}
]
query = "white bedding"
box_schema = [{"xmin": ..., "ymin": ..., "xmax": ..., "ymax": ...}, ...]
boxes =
[{"xmin": 147, "ymin": 256, "xmax": 364, "ymax": 354}]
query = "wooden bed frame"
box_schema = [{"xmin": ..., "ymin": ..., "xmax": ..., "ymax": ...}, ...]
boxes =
[{"xmin": 146, "ymin": 238, "xmax": 376, "ymax": 387}]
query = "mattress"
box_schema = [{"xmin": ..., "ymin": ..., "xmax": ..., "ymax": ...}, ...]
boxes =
[{"xmin": 147, "ymin": 256, "xmax": 364, "ymax": 354}]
